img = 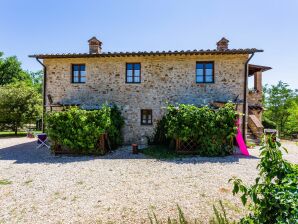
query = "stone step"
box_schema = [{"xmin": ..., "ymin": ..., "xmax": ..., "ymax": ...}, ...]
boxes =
[
  {"xmin": 247, "ymin": 134, "xmax": 256, "ymax": 139},
  {"xmin": 247, "ymin": 138, "xmax": 259, "ymax": 143},
  {"xmin": 247, "ymin": 135, "xmax": 256, "ymax": 139},
  {"xmin": 246, "ymin": 128, "xmax": 261, "ymax": 145}
]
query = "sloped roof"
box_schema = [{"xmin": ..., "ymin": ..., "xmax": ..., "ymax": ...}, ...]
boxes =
[
  {"xmin": 29, "ymin": 48, "xmax": 263, "ymax": 59},
  {"xmin": 248, "ymin": 64, "xmax": 272, "ymax": 76}
]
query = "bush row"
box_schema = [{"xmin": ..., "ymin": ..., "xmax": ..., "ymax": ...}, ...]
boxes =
[
  {"xmin": 262, "ymin": 116, "xmax": 277, "ymax": 129},
  {"xmin": 47, "ymin": 103, "xmax": 237, "ymax": 156},
  {"xmin": 46, "ymin": 105, "xmax": 124, "ymax": 155},
  {"xmin": 155, "ymin": 103, "xmax": 237, "ymax": 156}
]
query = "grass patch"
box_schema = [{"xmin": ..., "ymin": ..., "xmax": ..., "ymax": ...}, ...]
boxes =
[
  {"xmin": 142, "ymin": 145, "xmax": 187, "ymax": 160},
  {"xmin": 222, "ymin": 199, "xmax": 242, "ymax": 214},
  {"xmin": 0, "ymin": 179, "xmax": 12, "ymax": 185},
  {"xmin": 0, "ymin": 131, "xmax": 42, "ymax": 137},
  {"xmin": 246, "ymin": 142, "xmax": 256, "ymax": 148},
  {"xmin": 0, "ymin": 131, "xmax": 27, "ymax": 137}
]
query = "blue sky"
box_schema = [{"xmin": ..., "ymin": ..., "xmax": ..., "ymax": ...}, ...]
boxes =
[{"xmin": 1, "ymin": 0, "xmax": 297, "ymax": 89}]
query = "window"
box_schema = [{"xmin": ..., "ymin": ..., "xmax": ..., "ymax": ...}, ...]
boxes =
[
  {"xmin": 196, "ymin": 62, "xmax": 214, "ymax": 83},
  {"xmin": 141, "ymin": 109, "xmax": 152, "ymax": 125},
  {"xmin": 126, "ymin": 63, "xmax": 141, "ymax": 83},
  {"xmin": 72, "ymin": 64, "xmax": 86, "ymax": 83}
]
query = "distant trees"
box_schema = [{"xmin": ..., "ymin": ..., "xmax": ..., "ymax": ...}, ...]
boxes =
[
  {"xmin": 28, "ymin": 70, "xmax": 43, "ymax": 94},
  {"xmin": 263, "ymin": 81, "xmax": 298, "ymax": 136},
  {"xmin": 0, "ymin": 52, "xmax": 42, "ymax": 134},
  {"xmin": 286, "ymin": 99, "xmax": 298, "ymax": 135},
  {"xmin": 0, "ymin": 52, "xmax": 31, "ymax": 85},
  {"xmin": 0, "ymin": 83, "xmax": 42, "ymax": 134}
]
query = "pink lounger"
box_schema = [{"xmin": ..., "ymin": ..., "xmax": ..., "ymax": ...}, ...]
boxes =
[{"xmin": 235, "ymin": 119, "xmax": 250, "ymax": 156}]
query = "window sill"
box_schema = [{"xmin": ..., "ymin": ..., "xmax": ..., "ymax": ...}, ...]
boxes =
[{"xmin": 196, "ymin": 82, "xmax": 215, "ymax": 84}]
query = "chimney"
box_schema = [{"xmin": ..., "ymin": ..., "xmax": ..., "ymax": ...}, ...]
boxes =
[
  {"xmin": 216, "ymin": 37, "xmax": 229, "ymax": 51},
  {"xmin": 88, "ymin": 36, "xmax": 102, "ymax": 54}
]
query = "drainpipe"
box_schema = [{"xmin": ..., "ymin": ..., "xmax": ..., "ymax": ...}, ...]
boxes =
[
  {"xmin": 36, "ymin": 58, "xmax": 46, "ymax": 133},
  {"xmin": 242, "ymin": 53, "xmax": 255, "ymax": 142}
]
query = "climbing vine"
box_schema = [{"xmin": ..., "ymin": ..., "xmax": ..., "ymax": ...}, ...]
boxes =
[
  {"xmin": 46, "ymin": 105, "xmax": 124, "ymax": 155},
  {"xmin": 164, "ymin": 103, "xmax": 237, "ymax": 156}
]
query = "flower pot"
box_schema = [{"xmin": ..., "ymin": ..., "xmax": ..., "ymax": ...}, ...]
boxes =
[{"xmin": 132, "ymin": 144, "xmax": 138, "ymax": 154}]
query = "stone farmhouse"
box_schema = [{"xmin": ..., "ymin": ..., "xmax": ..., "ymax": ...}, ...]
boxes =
[{"xmin": 30, "ymin": 37, "xmax": 271, "ymax": 144}]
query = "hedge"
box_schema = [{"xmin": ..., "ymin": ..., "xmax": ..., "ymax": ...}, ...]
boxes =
[
  {"xmin": 262, "ymin": 116, "xmax": 277, "ymax": 129},
  {"xmin": 163, "ymin": 103, "xmax": 237, "ymax": 156},
  {"xmin": 46, "ymin": 105, "xmax": 124, "ymax": 155}
]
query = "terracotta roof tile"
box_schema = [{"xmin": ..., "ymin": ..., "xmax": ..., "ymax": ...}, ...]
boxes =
[{"xmin": 29, "ymin": 48, "xmax": 263, "ymax": 59}]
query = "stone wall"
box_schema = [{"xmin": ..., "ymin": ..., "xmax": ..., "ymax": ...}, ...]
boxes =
[
  {"xmin": 248, "ymin": 114, "xmax": 264, "ymax": 140},
  {"xmin": 44, "ymin": 54, "xmax": 248, "ymax": 144},
  {"xmin": 249, "ymin": 108, "xmax": 263, "ymax": 121},
  {"xmin": 248, "ymin": 90, "xmax": 262, "ymax": 106}
]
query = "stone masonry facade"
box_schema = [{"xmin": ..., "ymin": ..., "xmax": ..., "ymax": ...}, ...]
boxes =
[{"xmin": 44, "ymin": 53, "xmax": 247, "ymax": 144}]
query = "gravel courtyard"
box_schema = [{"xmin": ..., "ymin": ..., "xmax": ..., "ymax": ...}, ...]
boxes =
[{"xmin": 0, "ymin": 137, "xmax": 297, "ymax": 224}]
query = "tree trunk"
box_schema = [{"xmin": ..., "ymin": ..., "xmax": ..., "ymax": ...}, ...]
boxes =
[{"xmin": 14, "ymin": 124, "xmax": 17, "ymax": 135}]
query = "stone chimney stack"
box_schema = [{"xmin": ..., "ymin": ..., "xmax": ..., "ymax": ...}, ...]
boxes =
[
  {"xmin": 88, "ymin": 36, "xmax": 102, "ymax": 54},
  {"xmin": 216, "ymin": 37, "xmax": 229, "ymax": 51}
]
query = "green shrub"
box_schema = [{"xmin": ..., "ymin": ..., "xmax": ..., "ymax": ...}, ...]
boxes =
[
  {"xmin": 148, "ymin": 205, "xmax": 196, "ymax": 224},
  {"xmin": 210, "ymin": 200, "xmax": 236, "ymax": 224},
  {"xmin": 230, "ymin": 138, "xmax": 298, "ymax": 223},
  {"xmin": 262, "ymin": 116, "xmax": 277, "ymax": 129},
  {"xmin": 164, "ymin": 103, "xmax": 237, "ymax": 156},
  {"xmin": 0, "ymin": 82, "xmax": 42, "ymax": 134},
  {"xmin": 142, "ymin": 145, "xmax": 180, "ymax": 160},
  {"xmin": 46, "ymin": 105, "xmax": 124, "ymax": 155},
  {"xmin": 107, "ymin": 105, "xmax": 125, "ymax": 149},
  {"xmin": 148, "ymin": 201, "xmax": 235, "ymax": 224},
  {"xmin": 152, "ymin": 116, "xmax": 170, "ymax": 145}
]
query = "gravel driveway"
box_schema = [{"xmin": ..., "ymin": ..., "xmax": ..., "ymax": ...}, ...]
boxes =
[{"xmin": 0, "ymin": 137, "xmax": 297, "ymax": 224}]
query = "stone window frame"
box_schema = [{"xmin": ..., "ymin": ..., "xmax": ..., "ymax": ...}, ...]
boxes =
[
  {"xmin": 71, "ymin": 64, "xmax": 86, "ymax": 84},
  {"xmin": 126, "ymin": 63, "xmax": 141, "ymax": 84},
  {"xmin": 141, "ymin": 109, "xmax": 153, "ymax": 125},
  {"xmin": 195, "ymin": 61, "xmax": 215, "ymax": 84}
]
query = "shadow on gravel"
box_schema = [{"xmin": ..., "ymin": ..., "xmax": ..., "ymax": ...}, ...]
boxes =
[
  {"xmin": 0, "ymin": 140, "xmax": 259, "ymax": 164},
  {"xmin": 161, "ymin": 154, "xmax": 259, "ymax": 164},
  {"xmin": 0, "ymin": 141, "xmax": 96, "ymax": 164},
  {"xmin": 0, "ymin": 141, "xmax": 149, "ymax": 164}
]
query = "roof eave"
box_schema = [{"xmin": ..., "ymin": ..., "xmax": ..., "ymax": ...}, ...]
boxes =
[
  {"xmin": 29, "ymin": 49, "xmax": 263, "ymax": 59},
  {"xmin": 248, "ymin": 64, "xmax": 272, "ymax": 76}
]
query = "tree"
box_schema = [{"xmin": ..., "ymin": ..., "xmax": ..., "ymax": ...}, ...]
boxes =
[
  {"xmin": 263, "ymin": 81, "xmax": 298, "ymax": 135},
  {"xmin": 0, "ymin": 82, "xmax": 42, "ymax": 134},
  {"xmin": 0, "ymin": 52, "xmax": 31, "ymax": 85},
  {"xmin": 28, "ymin": 70, "xmax": 43, "ymax": 94},
  {"xmin": 285, "ymin": 99, "xmax": 298, "ymax": 135}
]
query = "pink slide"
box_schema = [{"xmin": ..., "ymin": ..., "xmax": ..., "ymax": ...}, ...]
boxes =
[{"xmin": 235, "ymin": 119, "xmax": 250, "ymax": 156}]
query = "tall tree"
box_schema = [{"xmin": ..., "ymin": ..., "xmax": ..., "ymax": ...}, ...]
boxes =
[
  {"xmin": 285, "ymin": 96, "xmax": 298, "ymax": 135},
  {"xmin": 0, "ymin": 52, "xmax": 31, "ymax": 85},
  {"xmin": 28, "ymin": 70, "xmax": 43, "ymax": 94},
  {"xmin": 263, "ymin": 81, "xmax": 298, "ymax": 135},
  {"xmin": 0, "ymin": 82, "xmax": 42, "ymax": 134}
]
